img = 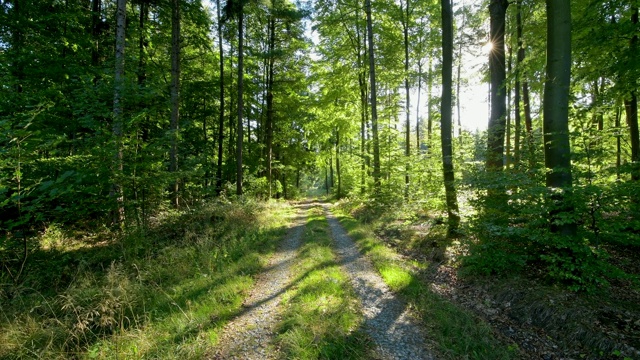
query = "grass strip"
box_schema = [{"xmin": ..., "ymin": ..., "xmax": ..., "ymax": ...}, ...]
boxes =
[
  {"xmin": 333, "ymin": 211, "xmax": 517, "ymax": 360},
  {"xmin": 1, "ymin": 200, "xmax": 293, "ymax": 359},
  {"xmin": 276, "ymin": 206, "xmax": 372, "ymax": 360}
]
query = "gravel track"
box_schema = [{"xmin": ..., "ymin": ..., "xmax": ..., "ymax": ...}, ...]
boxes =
[
  {"xmin": 210, "ymin": 204, "xmax": 309, "ymax": 360},
  {"xmin": 324, "ymin": 205, "xmax": 435, "ymax": 360}
]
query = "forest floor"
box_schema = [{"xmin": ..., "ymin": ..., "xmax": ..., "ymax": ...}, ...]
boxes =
[{"xmin": 2, "ymin": 199, "xmax": 638, "ymax": 359}]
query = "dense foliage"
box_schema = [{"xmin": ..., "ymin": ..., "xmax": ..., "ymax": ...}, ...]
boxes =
[{"xmin": 1, "ymin": 0, "xmax": 638, "ymax": 298}]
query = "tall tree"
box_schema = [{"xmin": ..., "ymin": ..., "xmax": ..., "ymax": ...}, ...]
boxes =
[
  {"xmin": 440, "ymin": 0, "xmax": 460, "ymax": 235},
  {"xmin": 626, "ymin": 6, "xmax": 638, "ymax": 181},
  {"xmin": 486, "ymin": 0, "xmax": 509, "ymax": 172},
  {"xmin": 215, "ymin": 0, "xmax": 225, "ymax": 195},
  {"xmin": 236, "ymin": 4, "xmax": 244, "ymax": 196},
  {"xmin": 365, "ymin": 0, "xmax": 381, "ymax": 192},
  {"xmin": 111, "ymin": 0, "xmax": 126, "ymax": 224},
  {"xmin": 170, "ymin": 0, "xmax": 181, "ymax": 207},
  {"xmin": 543, "ymin": 0, "xmax": 575, "ymax": 236},
  {"xmin": 401, "ymin": 0, "xmax": 411, "ymax": 196}
]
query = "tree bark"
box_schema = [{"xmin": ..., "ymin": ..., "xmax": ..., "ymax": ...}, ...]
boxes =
[
  {"xmin": 402, "ymin": 0, "xmax": 411, "ymax": 197},
  {"xmin": 236, "ymin": 8, "xmax": 245, "ymax": 195},
  {"xmin": 486, "ymin": 0, "xmax": 509, "ymax": 172},
  {"xmin": 365, "ymin": 0, "xmax": 381, "ymax": 192},
  {"xmin": 514, "ymin": 0, "xmax": 523, "ymax": 166},
  {"xmin": 215, "ymin": 0, "xmax": 225, "ymax": 195},
  {"xmin": 170, "ymin": 0, "xmax": 181, "ymax": 208},
  {"xmin": 111, "ymin": 0, "xmax": 126, "ymax": 224},
  {"xmin": 626, "ymin": 6, "xmax": 639, "ymax": 181},
  {"xmin": 336, "ymin": 129, "xmax": 342, "ymax": 198},
  {"xmin": 91, "ymin": 0, "xmax": 102, "ymax": 69},
  {"xmin": 544, "ymin": 0, "xmax": 575, "ymax": 236},
  {"xmin": 266, "ymin": 16, "xmax": 275, "ymax": 197},
  {"xmin": 441, "ymin": 0, "xmax": 460, "ymax": 236}
]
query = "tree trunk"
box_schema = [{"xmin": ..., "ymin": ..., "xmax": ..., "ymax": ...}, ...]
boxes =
[
  {"xmin": 486, "ymin": 0, "xmax": 509, "ymax": 172},
  {"xmin": 236, "ymin": 8, "xmax": 245, "ymax": 195},
  {"xmin": 626, "ymin": 6, "xmax": 639, "ymax": 181},
  {"xmin": 365, "ymin": 0, "xmax": 381, "ymax": 192},
  {"xmin": 402, "ymin": 0, "xmax": 411, "ymax": 197},
  {"xmin": 544, "ymin": 0, "xmax": 575, "ymax": 236},
  {"xmin": 266, "ymin": 16, "xmax": 275, "ymax": 198},
  {"xmin": 357, "ymin": 10, "xmax": 368, "ymax": 194},
  {"xmin": 91, "ymin": 0, "xmax": 102, "ymax": 69},
  {"xmin": 336, "ymin": 129, "xmax": 342, "ymax": 198},
  {"xmin": 215, "ymin": 0, "xmax": 225, "ymax": 195},
  {"xmin": 627, "ymin": 93, "xmax": 639, "ymax": 181},
  {"xmin": 111, "ymin": 0, "xmax": 126, "ymax": 224},
  {"xmin": 514, "ymin": 0, "xmax": 523, "ymax": 166},
  {"xmin": 441, "ymin": 0, "xmax": 460, "ymax": 236},
  {"xmin": 616, "ymin": 104, "xmax": 622, "ymax": 180},
  {"xmin": 506, "ymin": 44, "xmax": 512, "ymax": 169},
  {"xmin": 427, "ymin": 55, "xmax": 433, "ymax": 146},
  {"xmin": 416, "ymin": 61, "xmax": 422, "ymax": 151},
  {"xmin": 170, "ymin": 0, "xmax": 181, "ymax": 208}
]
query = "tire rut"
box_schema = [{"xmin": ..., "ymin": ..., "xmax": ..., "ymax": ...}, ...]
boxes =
[
  {"xmin": 324, "ymin": 205, "xmax": 435, "ymax": 360},
  {"xmin": 210, "ymin": 203, "xmax": 309, "ymax": 360}
]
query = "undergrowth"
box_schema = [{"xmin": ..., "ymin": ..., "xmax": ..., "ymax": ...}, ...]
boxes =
[
  {"xmin": 0, "ymin": 199, "xmax": 292, "ymax": 359},
  {"xmin": 276, "ymin": 206, "xmax": 372, "ymax": 359}
]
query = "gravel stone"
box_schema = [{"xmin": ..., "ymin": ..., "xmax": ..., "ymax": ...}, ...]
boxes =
[
  {"xmin": 324, "ymin": 205, "xmax": 435, "ymax": 360},
  {"xmin": 210, "ymin": 205, "xmax": 308, "ymax": 360}
]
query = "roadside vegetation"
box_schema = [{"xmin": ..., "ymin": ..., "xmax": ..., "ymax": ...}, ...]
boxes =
[
  {"xmin": 332, "ymin": 201, "xmax": 517, "ymax": 360},
  {"xmin": 0, "ymin": 200, "xmax": 292, "ymax": 359},
  {"xmin": 333, "ymin": 197, "xmax": 639, "ymax": 359}
]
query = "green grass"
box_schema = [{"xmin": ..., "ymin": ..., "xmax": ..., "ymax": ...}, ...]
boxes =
[
  {"xmin": 334, "ymin": 212, "xmax": 517, "ymax": 360},
  {"xmin": 276, "ymin": 206, "xmax": 372, "ymax": 360},
  {"xmin": 0, "ymin": 200, "xmax": 293, "ymax": 359}
]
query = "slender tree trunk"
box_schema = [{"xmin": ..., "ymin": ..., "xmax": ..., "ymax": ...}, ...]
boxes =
[
  {"xmin": 514, "ymin": 0, "xmax": 523, "ymax": 166},
  {"xmin": 506, "ymin": 44, "xmax": 512, "ymax": 169},
  {"xmin": 266, "ymin": 16, "xmax": 275, "ymax": 197},
  {"xmin": 456, "ymin": 1, "xmax": 466, "ymax": 141},
  {"xmin": 427, "ymin": 55, "xmax": 433, "ymax": 146},
  {"xmin": 111, "ymin": 0, "xmax": 126, "ymax": 224},
  {"xmin": 91, "ymin": 0, "xmax": 102, "ymax": 69},
  {"xmin": 336, "ymin": 129, "xmax": 342, "ymax": 198},
  {"xmin": 329, "ymin": 150, "xmax": 334, "ymax": 188},
  {"xmin": 170, "ymin": 0, "xmax": 181, "ymax": 208},
  {"xmin": 627, "ymin": 93, "xmax": 639, "ymax": 180},
  {"xmin": 236, "ymin": 9, "xmax": 245, "ymax": 195},
  {"xmin": 616, "ymin": 104, "xmax": 622, "ymax": 179},
  {"xmin": 138, "ymin": 1, "xmax": 148, "ymax": 86},
  {"xmin": 365, "ymin": 0, "xmax": 381, "ymax": 192},
  {"xmin": 486, "ymin": 0, "xmax": 509, "ymax": 172},
  {"xmin": 355, "ymin": 7, "xmax": 368, "ymax": 194},
  {"xmin": 544, "ymin": 0, "xmax": 575, "ymax": 236},
  {"xmin": 626, "ymin": 6, "xmax": 639, "ymax": 181},
  {"xmin": 416, "ymin": 62, "xmax": 422, "ymax": 151},
  {"xmin": 402, "ymin": 0, "xmax": 411, "ymax": 197},
  {"xmin": 215, "ymin": 0, "xmax": 225, "ymax": 195},
  {"xmin": 441, "ymin": 0, "xmax": 460, "ymax": 236}
]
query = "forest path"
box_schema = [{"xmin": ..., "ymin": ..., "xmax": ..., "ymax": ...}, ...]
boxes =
[
  {"xmin": 210, "ymin": 202, "xmax": 310, "ymax": 360},
  {"xmin": 211, "ymin": 201, "xmax": 434, "ymax": 359},
  {"xmin": 324, "ymin": 204, "xmax": 435, "ymax": 360}
]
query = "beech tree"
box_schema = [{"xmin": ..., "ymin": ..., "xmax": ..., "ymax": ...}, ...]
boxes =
[
  {"xmin": 543, "ymin": 0, "xmax": 574, "ymax": 235},
  {"xmin": 440, "ymin": 0, "xmax": 460, "ymax": 235}
]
